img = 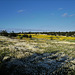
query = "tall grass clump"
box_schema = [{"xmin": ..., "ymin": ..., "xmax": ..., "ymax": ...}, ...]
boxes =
[{"xmin": 0, "ymin": 48, "xmax": 10, "ymax": 63}]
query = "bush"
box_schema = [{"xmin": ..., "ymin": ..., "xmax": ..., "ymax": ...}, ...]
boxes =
[
  {"xmin": 9, "ymin": 31, "xmax": 17, "ymax": 37},
  {"xmin": 23, "ymin": 34, "xmax": 28, "ymax": 38},
  {"xmin": 0, "ymin": 30, "xmax": 8, "ymax": 36},
  {"xmin": 50, "ymin": 37, "xmax": 53, "ymax": 40},
  {"xmin": 29, "ymin": 35, "xmax": 32, "ymax": 38},
  {"xmin": 20, "ymin": 36, "xmax": 23, "ymax": 39}
]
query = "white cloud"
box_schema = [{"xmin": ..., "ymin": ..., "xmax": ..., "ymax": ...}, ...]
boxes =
[
  {"xmin": 69, "ymin": 15, "xmax": 73, "ymax": 17},
  {"xmin": 62, "ymin": 13, "xmax": 75, "ymax": 17},
  {"xmin": 58, "ymin": 8, "xmax": 63, "ymax": 10},
  {"xmin": 69, "ymin": 14, "xmax": 75, "ymax": 17},
  {"xmin": 17, "ymin": 10, "xmax": 24, "ymax": 13},
  {"xmin": 62, "ymin": 13, "xmax": 68, "ymax": 17}
]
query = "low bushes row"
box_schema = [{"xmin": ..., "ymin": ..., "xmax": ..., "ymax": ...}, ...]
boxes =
[{"xmin": 18, "ymin": 34, "xmax": 32, "ymax": 39}]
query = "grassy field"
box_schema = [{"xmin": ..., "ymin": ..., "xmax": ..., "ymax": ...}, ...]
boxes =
[
  {"xmin": 0, "ymin": 35, "xmax": 75, "ymax": 74},
  {"xmin": 15, "ymin": 34, "xmax": 75, "ymax": 57}
]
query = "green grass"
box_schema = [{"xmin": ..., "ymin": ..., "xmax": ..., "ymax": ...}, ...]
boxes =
[
  {"xmin": 67, "ymin": 40, "xmax": 75, "ymax": 42},
  {"xmin": 0, "ymin": 36, "xmax": 75, "ymax": 74},
  {"xmin": 0, "ymin": 36, "xmax": 75, "ymax": 58}
]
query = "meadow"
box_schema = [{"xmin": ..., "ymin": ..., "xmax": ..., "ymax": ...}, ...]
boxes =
[{"xmin": 0, "ymin": 34, "xmax": 75, "ymax": 75}]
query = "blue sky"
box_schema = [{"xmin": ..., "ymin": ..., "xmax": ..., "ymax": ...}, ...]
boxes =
[{"xmin": 0, "ymin": 0, "xmax": 75, "ymax": 32}]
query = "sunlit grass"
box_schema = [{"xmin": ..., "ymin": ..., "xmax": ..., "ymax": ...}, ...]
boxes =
[
  {"xmin": 9, "ymin": 34, "xmax": 75, "ymax": 57},
  {"xmin": 0, "ymin": 35, "xmax": 75, "ymax": 74}
]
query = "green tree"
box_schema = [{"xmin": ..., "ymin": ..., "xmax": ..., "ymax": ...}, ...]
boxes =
[
  {"xmin": 9, "ymin": 31, "xmax": 17, "ymax": 37},
  {"xmin": 0, "ymin": 30, "xmax": 8, "ymax": 36}
]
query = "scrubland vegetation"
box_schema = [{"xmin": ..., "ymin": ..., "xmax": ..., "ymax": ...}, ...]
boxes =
[{"xmin": 0, "ymin": 30, "xmax": 75, "ymax": 75}]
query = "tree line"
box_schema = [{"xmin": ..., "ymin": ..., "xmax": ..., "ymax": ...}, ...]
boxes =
[
  {"xmin": 0, "ymin": 30, "xmax": 32, "ymax": 39},
  {"xmin": 20, "ymin": 31, "xmax": 75, "ymax": 37},
  {"xmin": 0, "ymin": 30, "xmax": 75, "ymax": 37},
  {"xmin": 0, "ymin": 30, "xmax": 17, "ymax": 37}
]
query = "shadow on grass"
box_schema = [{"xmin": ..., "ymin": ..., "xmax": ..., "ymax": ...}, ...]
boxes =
[{"xmin": 0, "ymin": 52, "xmax": 75, "ymax": 75}]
